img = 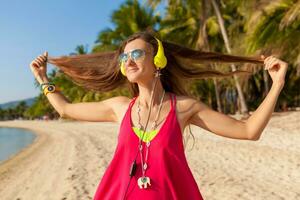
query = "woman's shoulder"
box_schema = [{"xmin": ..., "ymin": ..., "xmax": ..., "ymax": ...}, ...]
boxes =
[
  {"xmin": 106, "ymin": 96, "xmax": 131, "ymax": 123},
  {"xmin": 100, "ymin": 96, "xmax": 131, "ymax": 113},
  {"xmin": 174, "ymin": 94, "xmax": 202, "ymax": 116},
  {"xmin": 175, "ymin": 94, "xmax": 199, "ymax": 106},
  {"xmin": 115, "ymin": 96, "xmax": 132, "ymax": 106},
  {"xmin": 100, "ymin": 95, "xmax": 131, "ymax": 105},
  {"xmin": 172, "ymin": 94, "xmax": 202, "ymax": 129},
  {"xmin": 169, "ymin": 94, "xmax": 198, "ymax": 112}
]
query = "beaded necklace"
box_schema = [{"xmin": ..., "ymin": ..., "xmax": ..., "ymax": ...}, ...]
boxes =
[{"xmin": 135, "ymin": 90, "xmax": 165, "ymax": 189}]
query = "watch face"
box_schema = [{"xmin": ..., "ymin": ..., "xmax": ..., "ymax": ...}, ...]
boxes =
[{"xmin": 48, "ymin": 85, "xmax": 55, "ymax": 92}]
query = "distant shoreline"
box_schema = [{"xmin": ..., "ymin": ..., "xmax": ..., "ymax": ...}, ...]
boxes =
[
  {"xmin": 0, "ymin": 122, "xmax": 48, "ymax": 175},
  {"xmin": 0, "ymin": 126, "xmax": 38, "ymax": 165}
]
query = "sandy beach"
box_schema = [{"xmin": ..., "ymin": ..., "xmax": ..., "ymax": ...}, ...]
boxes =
[{"xmin": 0, "ymin": 111, "xmax": 299, "ymax": 200}]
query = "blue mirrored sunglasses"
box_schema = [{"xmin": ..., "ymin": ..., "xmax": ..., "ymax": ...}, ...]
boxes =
[{"xmin": 119, "ymin": 49, "xmax": 146, "ymax": 64}]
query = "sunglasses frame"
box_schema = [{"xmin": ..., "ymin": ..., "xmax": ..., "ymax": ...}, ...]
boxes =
[{"xmin": 119, "ymin": 48, "xmax": 150, "ymax": 64}]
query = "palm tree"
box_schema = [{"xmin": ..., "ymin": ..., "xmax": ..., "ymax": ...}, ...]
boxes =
[
  {"xmin": 70, "ymin": 44, "xmax": 89, "ymax": 55},
  {"xmin": 149, "ymin": 0, "xmax": 252, "ymax": 113},
  {"xmin": 93, "ymin": 0, "xmax": 160, "ymax": 52},
  {"xmin": 15, "ymin": 101, "xmax": 28, "ymax": 119},
  {"xmin": 210, "ymin": 0, "xmax": 249, "ymax": 115},
  {"xmin": 147, "ymin": 0, "xmax": 223, "ymax": 111},
  {"xmin": 244, "ymin": 0, "xmax": 300, "ymax": 109},
  {"xmin": 200, "ymin": 0, "xmax": 222, "ymax": 112}
]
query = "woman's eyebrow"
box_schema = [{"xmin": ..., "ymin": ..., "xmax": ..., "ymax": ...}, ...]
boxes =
[{"xmin": 123, "ymin": 48, "xmax": 146, "ymax": 53}]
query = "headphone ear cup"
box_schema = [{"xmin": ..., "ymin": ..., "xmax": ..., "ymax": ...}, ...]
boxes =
[
  {"xmin": 154, "ymin": 38, "xmax": 167, "ymax": 69},
  {"xmin": 120, "ymin": 62, "xmax": 126, "ymax": 76},
  {"xmin": 154, "ymin": 55, "xmax": 167, "ymax": 69}
]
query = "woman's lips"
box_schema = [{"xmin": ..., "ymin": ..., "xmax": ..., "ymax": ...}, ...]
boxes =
[{"xmin": 127, "ymin": 67, "xmax": 138, "ymax": 73}]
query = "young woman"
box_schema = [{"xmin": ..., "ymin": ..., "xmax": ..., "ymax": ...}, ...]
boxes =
[{"xmin": 30, "ymin": 31, "xmax": 287, "ymax": 200}]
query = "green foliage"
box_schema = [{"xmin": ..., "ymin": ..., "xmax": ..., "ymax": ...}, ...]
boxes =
[
  {"xmin": 24, "ymin": 95, "xmax": 55, "ymax": 119},
  {"xmin": 21, "ymin": 0, "xmax": 300, "ymax": 119},
  {"xmin": 189, "ymin": 79, "xmax": 218, "ymax": 108},
  {"xmin": 159, "ymin": 0, "xmax": 202, "ymax": 48},
  {"xmin": 277, "ymin": 66, "xmax": 300, "ymax": 109},
  {"xmin": 93, "ymin": 0, "xmax": 160, "ymax": 52},
  {"xmin": 0, "ymin": 101, "xmax": 30, "ymax": 120}
]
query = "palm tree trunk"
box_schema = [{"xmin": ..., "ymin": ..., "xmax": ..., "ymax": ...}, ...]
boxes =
[
  {"xmin": 197, "ymin": 0, "xmax": 222, "ymax": 112},
  {"xmin": 213, "ymin": 78, "xmax": 222, "ymax": 112},
  {"xmin": 210, "ymin": 0, "xmax": 249, "ymax": 115}
]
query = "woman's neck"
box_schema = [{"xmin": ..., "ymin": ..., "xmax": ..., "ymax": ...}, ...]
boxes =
[{"xmin": 137, "ymin": 79, "xmax": 165, "ymax": 109}]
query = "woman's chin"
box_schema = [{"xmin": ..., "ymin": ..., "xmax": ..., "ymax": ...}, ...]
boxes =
[
  {"xmin": 127, "ymin": 76, "xmax": 139, "ymax": 83},
  {"xmin": 126, "ymin": 71, "xmax": 142, "ymax": 82}
]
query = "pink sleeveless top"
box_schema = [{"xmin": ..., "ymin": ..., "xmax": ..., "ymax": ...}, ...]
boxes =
[{"xmin": 93, "ymin": 93, "xmax": 204, "ymax": 200}]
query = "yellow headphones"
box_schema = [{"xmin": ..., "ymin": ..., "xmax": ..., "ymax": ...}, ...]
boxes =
[{"xmin": 120, "ymin": 37, "xmax": 167, "ymax": 76}]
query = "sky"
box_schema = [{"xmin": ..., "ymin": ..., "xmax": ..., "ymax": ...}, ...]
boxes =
[{"xmin": 0, "ymin": 0, "xmax": 164, "ymax": 104}]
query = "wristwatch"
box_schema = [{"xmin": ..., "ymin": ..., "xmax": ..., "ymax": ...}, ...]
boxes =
[{"xmin": 43, "ymin": 84, "xmax": 57, "ymax": 95}]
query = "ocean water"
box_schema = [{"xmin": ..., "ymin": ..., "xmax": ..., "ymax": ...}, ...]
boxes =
[{"xmin": 0, "ymin": 127, "xmax": 36, "ymax": 163}]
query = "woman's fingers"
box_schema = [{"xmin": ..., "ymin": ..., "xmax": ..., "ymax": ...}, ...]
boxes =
[
  {"xmin": 36, "ymin": 57, "xmax": 45, "ymax": 64},
  {"xmin": 35, "ymin": 59, "xmax": 43, "ymax": 66},
  {"xmin": 37, "ymin": 54, "xmax": 47, "ymax": 62},
  {"xmin": 43, "ymin": 51, "xmax": 48, "ymax": 58},
  {"xmin": 30, "ymin": 52, "xmax": 48, "ymax": 71},
  {"xmin": 264, "ymin": 56, "xmax": 277, "ymax": 70},
  {"xmin": 30, "ymin": 60, "xmax": 43, "ymax": 68},
  {"xmin": 30, "ymin": 60, "xmax": 39, "ymax": 68},
  {"xmin": 32, "ymin": 55, "xmax": 47, "ymax": 67},
  {"xmin": 263, "ymin": 55, "xmax": 287, "ymax": 71},
  {"xmin": 38, "ymin": 54, "xmax": 47, "ymax": 61}
]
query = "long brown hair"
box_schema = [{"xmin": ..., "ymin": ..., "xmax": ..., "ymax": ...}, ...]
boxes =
[
  {"xmin": 48, "ymin": 31, "xmax": 263, "ymax": 98},
  {"xmin": 47, "ymin": 31, "xmax": 263, "ymax": 151}
]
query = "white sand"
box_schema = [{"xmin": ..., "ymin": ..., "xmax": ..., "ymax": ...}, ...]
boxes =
[{"xmin": 0, "ymin": 111, "xmax": 299, "ymax": 200}]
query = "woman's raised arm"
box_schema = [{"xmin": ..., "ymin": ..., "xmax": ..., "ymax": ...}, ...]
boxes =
[
  {"xmin": 29, "ymin": 51, "xmax": 130, "ymax": 122},
  {"xmin": 186, "ymin": 56, "xmax": 287, "ymax": 140}
]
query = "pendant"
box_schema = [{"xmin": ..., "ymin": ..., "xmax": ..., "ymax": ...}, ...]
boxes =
[
  {"xmin": 143, "ymin": 163, "xmax": 147, "ymax": 170},
  {"xmin": 137, "ymin": 176, "xmax": 151, "ymax": 189}
]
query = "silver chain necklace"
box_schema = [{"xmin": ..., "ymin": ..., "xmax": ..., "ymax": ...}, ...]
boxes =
[
  {"xmin": 137, "ymin": 90, "xmax": 166, "ymax": 131},
  {"xmin": 136, "ymin": 89, "xmax": 165, "ymax": 189}
]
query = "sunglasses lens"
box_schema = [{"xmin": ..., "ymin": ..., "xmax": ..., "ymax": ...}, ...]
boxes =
[
  {"xmin": 119, "ymin": 49, "xmax": 145, "ymax": 65},
  {"xmin": 119, "ymin": 53, "xmax": 128, "ymax": 63},
  {"xmin": 131, "ymin": 49, "xmax": 145, "ymax": 61}
]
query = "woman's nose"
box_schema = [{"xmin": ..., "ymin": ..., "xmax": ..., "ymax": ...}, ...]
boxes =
[{"xmin": 125, "ymin": 57, "xmax": 134, "ymax": 67}]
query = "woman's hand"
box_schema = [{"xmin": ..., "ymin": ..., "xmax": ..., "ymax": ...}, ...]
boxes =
[
  {"xmin": 30, "ymin": 51, "xmax": 49, "ymax": 84},
  {"xmin": 262, "ymin": 55, "xmax": 288, "ymax": 88}
]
